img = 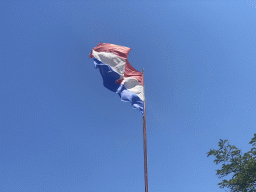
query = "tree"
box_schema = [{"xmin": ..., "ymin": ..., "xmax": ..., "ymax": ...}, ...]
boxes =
[{"xmin": 207, "ymin": 134, "xmax": 256, "ymax": 192}]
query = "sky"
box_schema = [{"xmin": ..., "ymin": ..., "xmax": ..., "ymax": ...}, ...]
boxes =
[{"xmin": 1, "ymin": 0, "xmax": 256, "ymax": 191}]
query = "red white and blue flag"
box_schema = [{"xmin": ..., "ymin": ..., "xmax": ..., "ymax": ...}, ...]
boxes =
[{"xmin": 89, "ymin": 43, "xmax": 144, "ymax": 115}]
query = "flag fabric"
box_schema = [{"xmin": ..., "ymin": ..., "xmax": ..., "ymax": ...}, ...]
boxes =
[{"xmin": 89, "ymin": 43, "xmax": 144, "ymax": 115}]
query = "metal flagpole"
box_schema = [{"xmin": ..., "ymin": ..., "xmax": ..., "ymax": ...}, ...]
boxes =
[{"xmin": 142, "ymin": 68, "xmax": 148, "ymax": 192}]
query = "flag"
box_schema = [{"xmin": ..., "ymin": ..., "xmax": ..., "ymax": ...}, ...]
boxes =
[{"xmin": 89, "ymin": 43, "xmax": 144, "ymax": 115}]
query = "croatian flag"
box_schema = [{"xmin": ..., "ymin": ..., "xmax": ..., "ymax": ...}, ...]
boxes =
[{"xmin": 89, "ymin": 43, "xmax": 145, "ymax": 115}]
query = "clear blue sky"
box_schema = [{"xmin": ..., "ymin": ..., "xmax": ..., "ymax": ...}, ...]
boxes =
[{"xmin": 1, "ymin": 0, "xmax": 256, "ymax": 191}]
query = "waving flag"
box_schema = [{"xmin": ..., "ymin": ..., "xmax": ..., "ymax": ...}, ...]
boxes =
[{"xmin": 89, "ymin": 43, "xmax": 144, "ymax": 115}]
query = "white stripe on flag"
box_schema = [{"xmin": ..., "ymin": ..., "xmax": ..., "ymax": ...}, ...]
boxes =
[
  {"xmin": 123, "ymin": 77, "xmax": 145, "ymax": 101},
  {"xmin": 92, "ymin": 50, "xmax": 126, "ymax": 76}
]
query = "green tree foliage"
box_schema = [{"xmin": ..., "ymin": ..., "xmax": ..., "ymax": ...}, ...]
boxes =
[{"xmin": 207, "ymin": 134, "xmax": 256, "ymax": 192}]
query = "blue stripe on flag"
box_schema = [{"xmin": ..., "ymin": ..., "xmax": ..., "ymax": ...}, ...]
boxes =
[
  {"xmin": 116, "ymin": 84, "xmax": 144, "ymax": 116},
  {"xmin": 93, "ymin": 58, "xmax": 121, "ymax": 92}
]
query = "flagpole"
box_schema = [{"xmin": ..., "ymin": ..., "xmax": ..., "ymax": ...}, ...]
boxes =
[{"xmin": 142, "ymin": 68, "xmax": 148, "ymax": 192}]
